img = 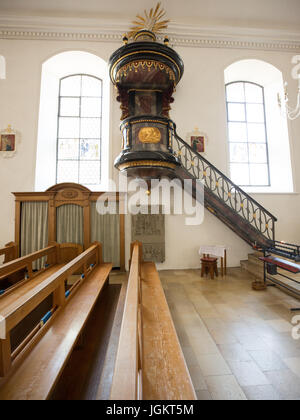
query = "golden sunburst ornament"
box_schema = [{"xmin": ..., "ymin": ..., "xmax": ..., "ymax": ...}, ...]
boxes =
[{"xmin": 128, "ymin": 2, "xmax": 170, "ymax": 40}]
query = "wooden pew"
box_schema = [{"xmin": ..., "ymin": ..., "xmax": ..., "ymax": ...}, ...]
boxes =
[
  {"xmin": 0, "ymin": 242, "xmax": 112, "ymax": 399},
  {"xmin": 0, "ymin": 244, "xmax": 58, "ymax": 295},
  {"xmin": 0, "ymin": 243, "xmax": 86, "ymax": 361},
  {"xmin": 141, "ymin": 262, "xmax": 196, "ymax": 400},
  {"xmin": 0, "ymin": 243, "xmax": 83, "ymax": 298},
  {"xmin": 58, "ymin": 243, "xmax": 83, "ymax": 265},
  {"xmin": 0, "ymin": 242, "xmax": 18, "ymax": 264},
  {"xmin": 110, "ymin": 241, "xmax": 196, "ymax": 400},
  {"xmin": 110, "ymin": 241, "xmax": 143, "ymax": 400}
]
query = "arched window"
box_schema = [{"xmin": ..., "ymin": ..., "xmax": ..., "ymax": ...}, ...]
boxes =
[
  {"xmin": 36, "ymin": 51, "xmax": 110, "ymax": 191},
  {"xmin": 0, "ymin": 55, "xmax": 6, "ymax": 79},
  {"xmin": 225, "ymin": 81, "xmax": 270, "ymax": 187},
  {"xmin": 56, "ymin": 74, "xmax": 103, "ymax": 185},
  {"xmin": 224, "ymin": 59, "xmax": 293, "ymax": 193}
]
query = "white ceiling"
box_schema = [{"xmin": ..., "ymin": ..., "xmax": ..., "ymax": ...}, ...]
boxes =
[{"xmin": 1, "ymin": 0, "xmax": 300, "ymax": 31}]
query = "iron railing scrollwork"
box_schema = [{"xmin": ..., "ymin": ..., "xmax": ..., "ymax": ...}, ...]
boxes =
[
  {"xmin": 269, "ymin": 241, "xmax": 300, "ymax": 261},
  {"xmin": 170, "ymin": 126, "xmax": 277, "ymax": 242}
]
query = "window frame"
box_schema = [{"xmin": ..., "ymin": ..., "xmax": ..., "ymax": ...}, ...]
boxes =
[
  {"xmin": 225, "ymin": 80, "xmax": 271, "ymax": 188},
  {"xmin": 56, "ymin": 73, "xmax": 103, "ymax": 186},
  {"xmin": 0, "ymin": 55, "xmax": 6, "ymax": 80}
]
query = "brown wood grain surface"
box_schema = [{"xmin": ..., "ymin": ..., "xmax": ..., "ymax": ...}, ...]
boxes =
[
  {"xmin": 110, "ymin": 243, "xmax": 140, "ymax": 400},
  {"xmin": 0, "ymin": 263, "xmax": 112, "ymax": 400},
  {"xmin": 141, "ymin": 262, "xmax": 196, "ymax": 400}
]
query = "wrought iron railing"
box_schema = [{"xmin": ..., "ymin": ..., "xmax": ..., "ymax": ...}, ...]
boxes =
[
  {"xmin": 171, "ymin": 125, "xmax": 277, "ymax": 242},
  {"xmin": 269, "ymin": 241, "xmax": 300, "ymax": 261}
]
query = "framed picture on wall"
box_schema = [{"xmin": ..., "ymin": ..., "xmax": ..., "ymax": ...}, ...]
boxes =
[
  {"xmin": 0, "ymin": 125, "xmax": 19, "ymax": 158},
  {"xmin": 191, "ymin": 135, "xmax": 205, "ymax": 153},
  {"xmin": 0, "ymin": 134, "xmax": 15, "ymax": 152}
]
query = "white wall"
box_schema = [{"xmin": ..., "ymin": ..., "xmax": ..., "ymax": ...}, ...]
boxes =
[{"xmin": 0, "ymin": 38, "xmax": 300, "ymax": 269}]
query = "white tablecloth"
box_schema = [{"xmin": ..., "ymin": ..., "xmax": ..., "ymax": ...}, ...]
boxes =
[{"xmin": 198, "ymin": 245, "xmax": 227, "ymax": 258}]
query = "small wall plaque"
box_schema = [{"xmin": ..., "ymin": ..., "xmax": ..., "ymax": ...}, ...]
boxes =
[
  {"xmin": 131, "ymin": 205, "xmax": 165, "ymax": 263},
  {"xmin": 0, "ymin": 125, "xmax": 19, "ymax": 158},
  {"xmin": 187, "ymin": 127, "xmax": 208, "ymax": 156}
]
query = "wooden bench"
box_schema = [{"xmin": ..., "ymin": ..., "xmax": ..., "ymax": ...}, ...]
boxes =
[
  {"xmin": 0, "ymin": 243, "xmax": 86, "ymax": 364},
  {"xmin": 0, "ymin": 244, "xmax": 58, "ymax": 296},
  {"xmin": 110, "ymin": 241, "xmax": 143, "ymax": 400},
  {"xmin": 0, "ymin": 242, "xmax": 18, "ymax": 264},
  {"xmin": 0, "ymin": 242, "xmax": 111, "ymax": 387},
  {"xmin": 141, "ymin": 262, "xmax": 196, "ymax": 400},
  {"xmin": 259, "ymin": 256, "xmax": 300, "ymax": 274},
  {"xmin": 110, "ymin": 241, "xmax": 196, "ymax": 400},
  {"xmin": 0, "ymin": 263, "xmax": 111, "ymax": 399},
  {"xmin": 0, "ymin": 242, "xmax": 83, "ymax": 298}
]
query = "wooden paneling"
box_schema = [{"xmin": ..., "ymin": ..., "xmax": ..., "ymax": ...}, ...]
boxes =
[
  {"xmin": 0, "ymin": 243, "xmax": 18, "ymax": 264},
  {"xmin": 0, "ymin": 337, "xmax": 11, "ymax": 377},
  {"xmin": 58, "ymin": 243, "xmax": 83, "ymax": 265},
  {"xmin": 13, "ymin": 183, "xmax": 125, "ymax": 271},
  {"xmin": 14, "ymin": 201, "xmax": 21, "ymax": 257}
]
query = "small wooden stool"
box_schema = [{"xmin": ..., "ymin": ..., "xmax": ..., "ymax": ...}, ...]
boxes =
[{"xmin": 201, "ymin": 256, "xmax": 218, "ymax": 279}]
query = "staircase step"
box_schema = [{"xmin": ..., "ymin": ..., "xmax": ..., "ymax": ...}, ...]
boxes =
[
  {"xmin": 252, "ymin": 250, "xmax": 264, "ymax": 258},
  {"xmin": 241, "ymin": 260, "xmax": 264, "ymax": 281},
  {"xmin": 266, "ymin": 274, "xmax": 300, "ymax": 301},
  {"xmin": 248, "ymin": 254, "xmax": 264, "ymax": 266},
  {"xmin": 243, "ymin": 258, "xmax": 264, "ymax": 271}
]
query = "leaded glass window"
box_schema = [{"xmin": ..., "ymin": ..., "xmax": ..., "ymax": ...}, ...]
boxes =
[
  {"xmin": 226, "ymin": 81, "xmax": 270, "ymax": 187},
  {"xmin": 56, "ymin": 74, "xmax": 102, "ymax": 185}
]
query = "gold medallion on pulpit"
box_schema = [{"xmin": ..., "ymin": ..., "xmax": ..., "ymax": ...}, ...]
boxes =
[{"xmin": 138, "ymin": 127, "xmax": 161, "ymax": 144}]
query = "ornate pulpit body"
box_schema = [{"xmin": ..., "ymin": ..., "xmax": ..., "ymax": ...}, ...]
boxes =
[{"xmin": 109, "ymin": 5, "xmax": 184, "ymax": 183}]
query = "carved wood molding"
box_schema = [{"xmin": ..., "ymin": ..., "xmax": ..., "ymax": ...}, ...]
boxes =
[
  {"xmin": 12, "ymin": 183, "xmax": 126, "ymax": 271},
  {"xmin": 1, "ymin": 15, "xmax": 300, "ymax": 52}
]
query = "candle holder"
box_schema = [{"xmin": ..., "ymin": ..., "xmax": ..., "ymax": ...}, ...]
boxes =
[{"xmin": 278, "ymin": 76, "xmax": 300, "ymax": 120}]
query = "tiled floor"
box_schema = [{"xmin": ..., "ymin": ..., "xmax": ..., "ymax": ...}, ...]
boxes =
[{"xmin": 160, "ymin": 267, "xmax": 300, "ymax": 400}]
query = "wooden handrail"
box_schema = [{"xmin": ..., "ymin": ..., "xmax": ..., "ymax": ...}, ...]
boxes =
[
  {"xmin": 0, "ymin": 242, "xmax": 102, "ymax": 377},
  {"xmin": 0, "ymin": 243, "xmax": 18, "ymax": 264},
  {"xmin": 110, "ymin": 241, "xmax": 143, "ymax": 400}
]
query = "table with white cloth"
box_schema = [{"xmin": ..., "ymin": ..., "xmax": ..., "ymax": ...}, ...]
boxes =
[{"xmin": 198, "ymin": 245, "xmax": 227, "ymax": 276}]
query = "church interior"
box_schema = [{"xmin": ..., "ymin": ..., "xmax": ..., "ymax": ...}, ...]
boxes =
[{"xmin": 1, "ymin": 0, "xmax": 300, "ymax": 401}]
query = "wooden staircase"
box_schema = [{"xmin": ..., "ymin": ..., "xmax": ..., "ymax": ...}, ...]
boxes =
[{"xmin": 172, "ymin": 125, "xmax": 277, "ymax": 249}]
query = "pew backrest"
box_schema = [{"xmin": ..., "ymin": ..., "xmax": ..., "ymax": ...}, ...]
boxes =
[
  {"xmin": 141, "ymin": 262, "xmax": 197, "ymax": 400},
  {"xmin": 0, "ymin": 243, "xmax": 85, "ymax": 298},
  {"xmin": 110, "ymin": 241, "xmax": 143, "ymax": 400},
  {"xmin": 0, "ymin": 242, "xmax": 103, "ymax": 377},
  {"xmin": 0, "ymin": 262, "xmax": 112, "ymax": 400},
  {"xmin": 110, "ymin": 241, "xmax": 196, "ymax": 400},
  {"xmin": 0, "ymin": 243, "xmax": 18, "ymax": 264}
]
